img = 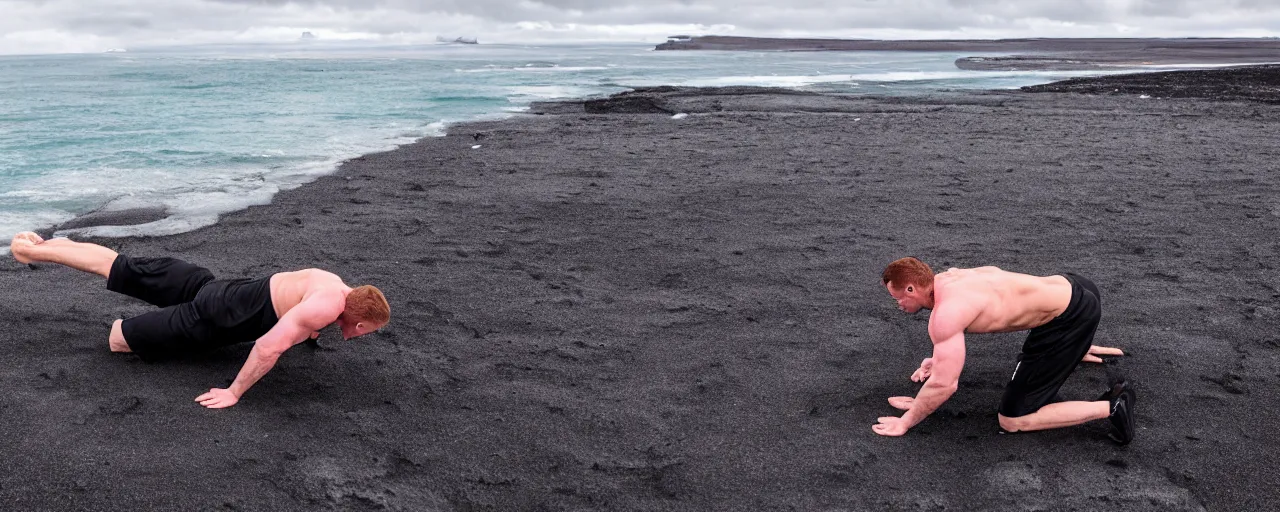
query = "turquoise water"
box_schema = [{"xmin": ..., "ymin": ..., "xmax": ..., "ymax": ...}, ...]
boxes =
[{"xmin": 0, "ymin": 42, "xmax": 1145, "ymax": 241}]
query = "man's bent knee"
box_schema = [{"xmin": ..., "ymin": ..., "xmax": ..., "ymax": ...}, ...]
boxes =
[
  {"xmin": 109, "ymin": 320, "xmax": 132, "ymax": 353},
  {"xmin": 998, "ymin": 413, "xmax": 1029, "ymax": 432}
]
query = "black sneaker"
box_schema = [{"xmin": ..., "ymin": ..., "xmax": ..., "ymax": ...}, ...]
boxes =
[{"xmin": 1098, "ymin": 381, "xmax": 1136, "ymax": 445}]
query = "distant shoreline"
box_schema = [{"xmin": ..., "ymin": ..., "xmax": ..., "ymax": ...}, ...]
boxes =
[{"xmin": 656, "ymin": 36, "xmax": 1280, "ymax": 71}]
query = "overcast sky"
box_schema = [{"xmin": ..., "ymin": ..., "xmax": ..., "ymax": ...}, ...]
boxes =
[{"xmin": 3, "ymin": 0, "xmax": 1279, "ymax": 55}]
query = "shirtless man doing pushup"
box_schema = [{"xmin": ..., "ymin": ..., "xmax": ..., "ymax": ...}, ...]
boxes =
[
  {"xmin": 10, "ymin": 232, "xmax": 389, "ymax": 409},
  {"xmin": 874, "ymin": 257, "xmax": 1136, "ymax": 444}
]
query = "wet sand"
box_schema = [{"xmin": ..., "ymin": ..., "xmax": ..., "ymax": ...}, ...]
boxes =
[{"xmin": 1, "ymin": 77, "xmax": 1278, "ymax": 510}]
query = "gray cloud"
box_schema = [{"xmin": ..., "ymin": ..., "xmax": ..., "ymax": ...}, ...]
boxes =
[
  {"xmin": 2, "ymin": 0, "xmax": 1280, "ymax": 54},
  {"xmin": 64, "ymin": 14, "xmax": 152, "ymax": 34}
]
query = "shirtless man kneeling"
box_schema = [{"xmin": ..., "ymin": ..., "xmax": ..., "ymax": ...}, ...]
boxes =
[
  {"xmin": 873, "ymin": 257, "xmax": 1135, "ymax": 444},
  {"xmin": 10, "ymin": 232, "xmax": 390, "ymax": 409}
]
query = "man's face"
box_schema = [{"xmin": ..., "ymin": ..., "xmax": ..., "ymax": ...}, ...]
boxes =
[
  {"xmin": 886, "ymin": 282, "xmax": 925, "ymax": 314},
  {"xmin": 339, "ymin": 315, "xmax": 386, "ymax": 340}
]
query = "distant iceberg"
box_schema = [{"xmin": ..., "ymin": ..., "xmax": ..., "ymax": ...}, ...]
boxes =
[
  {"xmin": 300, "ymin": 31, "xmax": 316, "ymax": 40},
  {"xmin": 104, "ymin": 48, "xmax": 127, "ymax": 53}
]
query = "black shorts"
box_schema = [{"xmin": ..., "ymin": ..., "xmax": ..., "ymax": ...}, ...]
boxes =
[
  {"xmin": 108, "ymin": 255, "xmax": 279, "ymax": 361},
  {"xmin": 998, "ymin": 273, "xmax": 1101, "ymax": 417}
]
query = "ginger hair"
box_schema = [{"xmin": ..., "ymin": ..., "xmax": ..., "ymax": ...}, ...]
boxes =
[
  {"xmin": 882, "ymin": 257, "xmax": 935, "ymax": 290},
  {"xmin": 345, "ymin": 285, "xmax": 390, "ymax": 325}
]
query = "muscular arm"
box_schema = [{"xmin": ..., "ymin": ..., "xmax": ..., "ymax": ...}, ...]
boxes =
[
  {"xmin": 196, "ymin": 292, "xmax": 344, "ymax": 408},
  {"xmin": 900, "ymin": 328, "xmax": 966, "ymax": 428},
  {"xmin": 874, "ymin": 300, "xmax": 975, "ymax": 436}
]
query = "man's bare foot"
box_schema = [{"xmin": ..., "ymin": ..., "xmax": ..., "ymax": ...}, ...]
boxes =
[
  {"xmin": 10, "ymin": 231, "xmax": 44, "ymax": 264},
  {"xmin": 109, "ymin": 319, "xmax": 132, "ymax": 353}
]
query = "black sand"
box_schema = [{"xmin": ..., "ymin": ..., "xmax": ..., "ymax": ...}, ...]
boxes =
[
  {"xmin": 1023, "ymin": 64, "xmax": 1280, "ymax": 104},
  {"xmin": 2, "ymin": 74, "xmax": 1278, "ymax": 510}
]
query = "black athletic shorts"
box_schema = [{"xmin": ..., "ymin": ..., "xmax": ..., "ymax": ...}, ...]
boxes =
[
  {"xmin": 108, "ymin": 255, "xmax": 279, "ymax": 361},
  {"xmin": 998, "ymin": 273, "xmax": 1101, "ymax": 417}
]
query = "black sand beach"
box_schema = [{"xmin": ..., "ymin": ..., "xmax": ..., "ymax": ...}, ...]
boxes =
[
  {"xmin": 1023, "ymin": 64, "xmax": 1280, "ymax": 104},
  {"xmin": 2, "ymin": 70, "xmax": 1278, "ymax": 510}
]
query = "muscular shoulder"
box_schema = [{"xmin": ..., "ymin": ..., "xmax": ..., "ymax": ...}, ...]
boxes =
[
  {"xmin": 291, "ymin": 289, "xmax": 345, "ymax": 328},
  {"xmin": 930, "ymin": 278, "xmax": 987, "ymax": 338},
  {"xmin": 928, "ymin": 300, "xmax": 979, "ymax": 342}
]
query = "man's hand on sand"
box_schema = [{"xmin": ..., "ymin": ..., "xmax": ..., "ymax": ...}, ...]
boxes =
[
  {"xmin": 1081, "ymin": 345, "xmax": 1124, "ymax": 364},
  {"xmin": 887, "ymin": 396, "xmax": 916, "ymax": 410},
  {"xmin": 910, "ymin": 358, "xmax": 934, "ymax": 382},
  {"xmin": 872, "ymin": 415, "xmax": 911, "ymax": 436},
  {"xmin": 196, "ymin": 388, "xmax": 239, "ymax": 409}
]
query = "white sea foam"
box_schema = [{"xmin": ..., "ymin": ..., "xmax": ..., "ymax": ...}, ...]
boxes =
[
  {"xmin": 0, "ymin": 209, "xmax": 75, "ymax": 243},
  {"xmin": 506, "ymin": 85, "xmax": 597, "ymax": 100},
  {"xmin": 10, "ymin": 156, "xmax": 349, "ymax": 240},
  {"xmin": 60, "ymin": 185, "xmax": 274, "ymax": 238},
  {"xmin": 54, "ymin": 162, "xmax": 331, "ymax": 238},
  {"xmin": 395, "ymin": 121, "xmax": 449, "ymax": 140},
  {"xmin": 421, "ymin": 121, "xmax": 449, "ymax": 137}
]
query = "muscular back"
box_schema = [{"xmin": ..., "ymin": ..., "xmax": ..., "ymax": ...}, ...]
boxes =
[
  {"xmin": 933, "ymin": 267, "xmax": 1072, "ymax": 334},
  {"xmin": 268, "ymin": 268, "xmax": 351, "ymax": 320}
]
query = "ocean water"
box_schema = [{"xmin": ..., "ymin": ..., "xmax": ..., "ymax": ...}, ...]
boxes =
[{"xmin": 0, "ymin": 41, "xmax": 1157, "ymax": 243}]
